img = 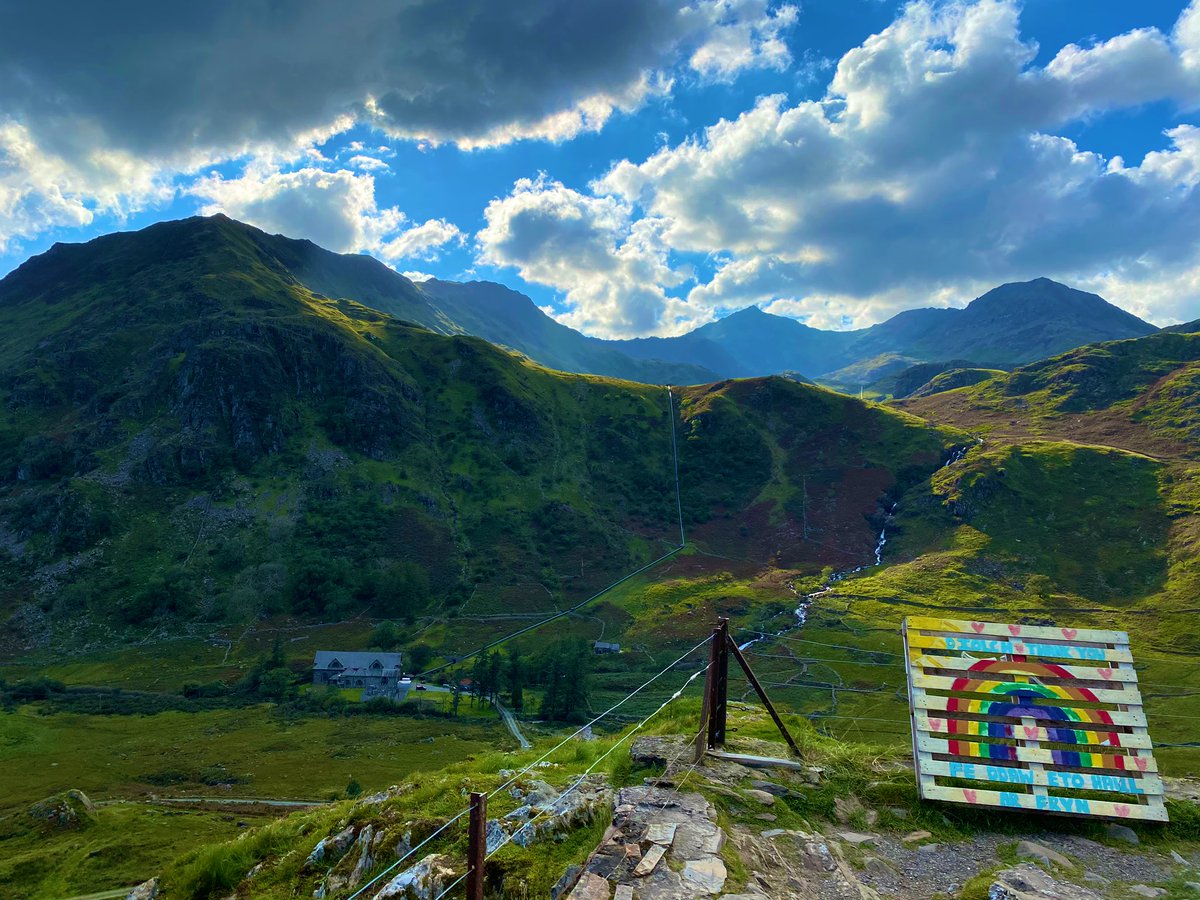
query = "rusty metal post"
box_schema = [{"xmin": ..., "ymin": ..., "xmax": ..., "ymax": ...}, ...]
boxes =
[
  {"xmin": 727, "ymin": 634, "xmax": 802, "ymax": 758},
  {"xmin": 466, "ymin": 792, "xmax": 486, "ymax": 900}
]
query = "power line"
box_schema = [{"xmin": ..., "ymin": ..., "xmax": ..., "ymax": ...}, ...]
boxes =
[
  {"xmin": 418, "ymin": 382, "xmax": 690, "ymax": 681},
  {"xmin": 429, "ymin": 870, "xmax": 470, "ymax": 900},
  {"xmin": 666, "ymin": 386, "xmax": 686, "ymax": 548},
  {"xmin": 418, "ymin": 546, "xmax": 683, "ymax": 678},
  {"xmin": 346, "ymin": 811, "xmax": 470, "ymax": 900},
  {"xmin": 486, "ymin": 660, "xmax": 709, "ymax": 861},
  {"xmin": 739, "ymin": 629, "xmax": 903, "ymax": 658},
  {"xmin": 351, "ymin": 635, "xmax": 710, "ymax": 899}
]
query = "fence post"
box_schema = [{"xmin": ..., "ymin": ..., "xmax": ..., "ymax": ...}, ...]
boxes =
[
  {"xmin": 466, "ymin": 792, "xmax": 486, "ymax": 900},
  {"xmin": 708, "ymin": 618, "xmax": 729, "ymax": 749}
]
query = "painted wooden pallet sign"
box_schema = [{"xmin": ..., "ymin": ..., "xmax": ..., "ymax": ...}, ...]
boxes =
[{"xmin": 902, "ymin": 616, "xmax": 1167, "ymax": 822}]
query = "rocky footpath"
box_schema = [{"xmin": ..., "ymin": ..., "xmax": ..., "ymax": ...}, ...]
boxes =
[{"xmin": 543, "ymin": 737, "xmax": 1200, "ymax": 900}]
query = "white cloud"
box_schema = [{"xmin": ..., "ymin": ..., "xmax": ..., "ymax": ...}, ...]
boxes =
[
  {"xmin": 378, "ymin": 218, "xmax": 464, "ymax": 261},
  {"xmin": 686, "ymin": 0, "xmax": 798, "ymax": 82},
  {"xmin": 189, "ymin": 163, "xmax": 462, "ymax": 262},
  {"xmin": 348, "ymin": 155, "xmax": 389, "ymax": 171},
  {"xmin": 190, "ymin": 164, "xmax": 403, "ymax": 253},
  {"xmin": 497, "ymin": 0, "xmax": 1200, "ymax": 331},
  {"xmin": 477, "ymin": 175, "xmax": 700, "ymax": 337},
  {"xmin": 0, "ymin": 120, "xmax": 169, "ymax": 252}
]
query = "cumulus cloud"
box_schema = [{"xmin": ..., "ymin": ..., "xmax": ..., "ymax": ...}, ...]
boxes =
[
  {"xmin": 477, "ymin": 176, "xmax": 699, "ymax": 336},
  {"xmin": 378, "ymin": 218, "xmax": 464, "ymax": 262},
  {"xmin": 493, "ymin": 0, "xmax": 1200, "ymax": 333},
  {"xmin": 189, "ymin": 163, "xmax": 461, "ymax": 262},
  {"xmin": 347, "ymin": 155, "xmax": 389, "ymax": 171},
  {"xmin": 0, "ymin": 0, "xmax": 796, "ymax": 250}
]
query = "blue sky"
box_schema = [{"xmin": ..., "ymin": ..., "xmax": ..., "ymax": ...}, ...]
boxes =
[{"xmin": 2, "ymin": 0, "xmax": 1199, "ymax": 336}]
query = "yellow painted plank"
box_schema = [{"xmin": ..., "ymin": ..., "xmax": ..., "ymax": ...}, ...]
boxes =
[
  {"xmin": 910, "ymin": 672, "xmax": 1140, "ymax": 705},
  {"xmin": 918, "ymin": 757, "xmax": 1164, "ymax": 796},
  {"xmin": 906, "ymin": 616, "xmax": 1127, "ymax": 645},
  {"xmin": 908, "ymin": 653, "xmax": 1139, "ymax": 683},
  {"xmin": 917, "ymin": 735, "xmax": 1158, "ymax": 773},
  {"xmin": 906, "ymin": 631, "xmax": 1133, "ymax": 663},
  {"xmin": 913, "ymin": 693, "xmax": 1148, "ymax": 727},
  {"xmin": 915, "ymin": 714, "xmax": 1153, "ymax": 750},
  {"xmin": 919, "ymin": 782, "xmax": 1168, "ymax": 821}
]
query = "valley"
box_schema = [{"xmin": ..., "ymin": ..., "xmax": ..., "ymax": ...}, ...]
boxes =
[{"xmin": 1, "ymin": 216, "xmax": 1199, "ymax": 899}]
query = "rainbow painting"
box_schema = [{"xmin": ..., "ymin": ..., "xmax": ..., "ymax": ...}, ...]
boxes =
[{"xmin": 902, "ymin": 617, "xmax": 1167, "ymax": 823}]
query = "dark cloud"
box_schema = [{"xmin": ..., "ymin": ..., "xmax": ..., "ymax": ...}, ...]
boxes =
[{"xmin": 0, "ymin": 0, "xmax": 787, "ymax": 158}]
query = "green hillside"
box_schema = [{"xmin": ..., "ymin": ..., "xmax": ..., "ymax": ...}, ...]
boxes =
[{"xmin": 0, "ymin": 215, "xmax": 964, "ymax": 648}]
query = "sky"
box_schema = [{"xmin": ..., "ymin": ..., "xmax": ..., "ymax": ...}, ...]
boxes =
[{"xmin": 2, "ymin": 0, "xmax": 1199, "ymax": 337}]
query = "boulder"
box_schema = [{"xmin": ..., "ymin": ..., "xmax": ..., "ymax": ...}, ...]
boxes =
[
  {"xmin": 1128, "ymin": 887, "xmax": 1167, "ymax": 899},
  {"xmin": 744, "ymin": 789, "xmax": 775, "ymax": 806},
  {"xmin": 681, "ymin": 856, "xmax": 727, "ymax": 893},
  {"xmin": 833, "ymin": 795, "xmax": 863, "ymax": 824},
  {"xmin": 836, "ymin": 831, "xmax": 878, "ymax": 845},
  {"xmin": 567, "ymin": 872, "xmax": 611, "ymax": 900},
  {"xmin": 125, "ymin": 878, "xmax": 159, "ymax": 900},
  {"xmin": 374, "ymin": 853, "xmax": 456, "ymax": 900},
  {"xmin": 349, "ymin": 825, "xmax": 376, "ymax": 886},
  {"xmin": 988, "ymin": 864, "xmax": 1100, "ymax": 900},
  {"xmin": 306, "ymin": 825, "xmax": 356, "ymax": 868},
  {"xmin": 902, "ymin": 830, "xmax": 932, "ymax": 844},
  {"xmin": 27, "ymin": 789, "xmax": 96, "ymax": 831},
  {"xmin": 749, "ymin": 780, "xmax": 790, "ymax": 797},
  {"xmin": 1106, "ymin": 823, "xmax": 1139, "ymax": 846},
  {"xmin": 1016, "ymin": 840, "xmax": 1072, "ymax": 869}
]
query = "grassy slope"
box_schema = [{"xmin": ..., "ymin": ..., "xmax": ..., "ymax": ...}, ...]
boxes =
[{"xmin": 749, "ymin": 331, "xmax": 1200, "ymax": 770}]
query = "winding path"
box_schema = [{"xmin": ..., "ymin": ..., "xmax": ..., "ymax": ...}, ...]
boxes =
[{"xmin": 494, "ymin": 698, "xmax": 532, "ymax": 749}]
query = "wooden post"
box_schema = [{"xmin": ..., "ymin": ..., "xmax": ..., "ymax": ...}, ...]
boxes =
[
  {"xmin": 466, "ymin": 791, "xmax": 486, "ymax": 900},
  {"xmin": 708, "ymin": 618, "xmax": 729, "ymax": 749},
  {"xmin": 726, "ymin": 634, "xmax": 802, "ymax": 758}
]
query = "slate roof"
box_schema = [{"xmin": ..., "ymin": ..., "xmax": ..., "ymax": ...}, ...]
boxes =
[{"xmin": 313, "ymin": 651, "xmax": 402, "ymax": 670}]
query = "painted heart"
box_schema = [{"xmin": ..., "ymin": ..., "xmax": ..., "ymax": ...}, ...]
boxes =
[
  {"xmin": 1098, "ymin": 668, "xmax": 1113, "ymax": 680},
  {"xmin": 1013, "ymin": 643, "xmax": 1027, "ymax": 655},
  {"xmin": 1023, "ymin": 726, "xmax": 1039, "ymax": 740},
  {"xmin": 971, "ymin": 621, "xmax": 985, "ymax": 634},
  {"xmin": 963, "ymin": 790, "xmax": 978, "ymax": 803},
  {"xmin": 1061, "ymin": 627, "xmax": 1078, "ymax": 639},
  {"xmin": 928, "ymin": 718, "xmax": 944, "ymax": 732},
  {"xmin": 1008, "ymin": 624, "xmax": 1022, "ymax": 636},
  {"xmin": 1115, "ymin": 804, "xmax": 1131, "ymax": 818},
  {"xmin": 1135, "ymin": 757, "xmax": 1149, "ymax": 771}
]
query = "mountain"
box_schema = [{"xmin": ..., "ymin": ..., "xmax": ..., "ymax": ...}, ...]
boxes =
[
  {"xmin": 31, "ymin": 216, "xmax": 1150, "ymax": 390},
  {"xmin": 0, "ymin": 214, "xmax": 961, "ymax": 638},
  {"xmin": 842, "ymin": 277, "xmax": 1157, "ymax": 370},
  {"xmin": 608, "ymin": 278, "xmax": 1156, "ymax": 387},
  {"xmin": 613, "ymin": 306, "xmax": 855, "ymax": 378}
]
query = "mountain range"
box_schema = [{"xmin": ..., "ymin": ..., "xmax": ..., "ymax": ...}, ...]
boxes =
[{"xmin": 67, "ymin": 215, "xmax": 1155, "ymax": 391}]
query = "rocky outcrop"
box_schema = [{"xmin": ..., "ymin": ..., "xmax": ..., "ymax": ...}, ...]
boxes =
[
  {"xmin": 27, "ymin": 789, "xmax": 95, "ymax": 831},
  {"xmin": 374, "ymin": 853, "xmax": 456, "ymax": 900},
  {"xmin": 124, "ymin": 878, "xmax": 159, "ymax": 900},
  {"xmin": 989, "ymin": 864, "xmax": 1101, "ymax": 899}
]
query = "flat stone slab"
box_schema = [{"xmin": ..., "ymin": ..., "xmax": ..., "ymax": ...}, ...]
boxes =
[
  {"xmin": 568, "ymin": 872, "xmax": 612, "ymax": 900},
  {"xmin": 614, "ymin": 886, "xmax": 634, "ymax": 900},
  {"xmin": 681, "ymin": 856, "xmax": 727, "ymax": 893},
  {"xmin": 634, "ymin": 844, "xmax": 667, "ymax": 877},
  {"xmin": 836, "ymin": 831, "xmax": 878, "ymax": 845},
  {"xmin": 646, "ymin": 823, "xmax": 677, "ymax": 845},
  {"xmin": 706, "ymin": 751, "xmax": 806, "ymax": 770}
]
